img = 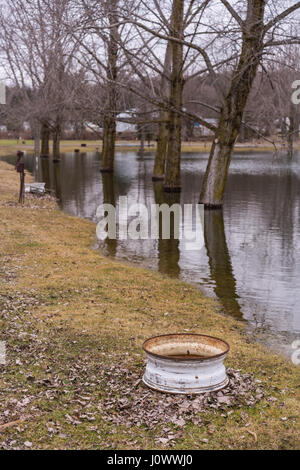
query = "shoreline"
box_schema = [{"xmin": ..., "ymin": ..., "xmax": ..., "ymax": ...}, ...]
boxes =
[
  {"xmin": 0, "ymin": 152, "xmax": 294, "ymax": 359},
  {"xmin": 1, "ymin": 144, "xmax": 297, "ymax": 360},
  {"xmin": 0, "ymin": 153, "xmax": 294, "ymax": 357},
  {"xmin": 1, "ymin": 139, "xmax": 300, "ymax": 158},
  {"xmin": 0, "ymin": 160, "xmax": 299, "ymax": 449}
]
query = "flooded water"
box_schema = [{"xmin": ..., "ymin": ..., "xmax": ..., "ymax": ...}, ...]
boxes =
[{"xmin": 2, "ymin": 150, "xmax": 300, "ymax": 357}]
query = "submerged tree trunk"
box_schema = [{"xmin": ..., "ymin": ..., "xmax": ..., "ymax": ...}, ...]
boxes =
[
  {"xmin": 287, "ymin": 120, "xmax": 294, "ymax": 158},
  {"xmin": 33, "ymin": 121, "xmax": 40, "ymax": 157},
  {"xmin": 101, "ymin": 115, "xmax": 117, "ymax": 172},
  {"xmin": 200, "ymin": 0, "xmax": 266, "ymax": 208},
  {"xmin": 41, "ymin": 121, "xmax": 50, "ymax": 156},
  {"xmin": 101, "ymin": 0, "xmax": 118, "ymax": 173},
  {"xmin": 139, "ymin": 127, "xmax": 145, "ymax": 155},
  {"xmin": 53, "ymin": 121, "xmax": 61, "ymax": 160},
  {"xmin": 199, "ymin": 124, "xmax": 238, "ymax": 208},
  {"xmin": 287, "ymin": 104, "xmax": 296, "ymax": 158},
  {"xmin": 153, "ymin": 42, "xmax": 172, "ymax": 181},
  {"xmin": 153, "ymin": 115, "xmax": 169, "ymax": 180},
  {"xmin": 164, "ymin": 0, "xmax": 184, "ymax": 193}
]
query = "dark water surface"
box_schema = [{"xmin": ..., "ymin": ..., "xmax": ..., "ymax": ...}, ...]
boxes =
[{"xmin": 2, "ymin": 150, "xmax": 300, "ymax": 357}]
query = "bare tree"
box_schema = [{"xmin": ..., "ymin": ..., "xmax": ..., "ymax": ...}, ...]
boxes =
[
  {"xmin": 1, "ymin": 0, "xmax": 299, "ymax": 200},
  {"xmin": 272, "ymin": 45, "xmax": 300, "ymax": 156},
  {"xmin": 153, "ymin": 41, "xmax": 172, "ymax": 181},
  {"xmin": 122, "ymin": 0, "xmax": 300, "ymax": 203},
  {"xmin": 119, "ymin": 0, "xmax": 220, "ymax": 189},
  {"xmin": 164, "ymin": 0, "xmax": 184, "ymax": 192},
  {"xmin": 101, "ymin": 0, "xmax": 119, "ymax": 172},
  {"xmin": 0, "ymin": 0, "xmax": 81, "ymax": 158},
  {"xmin": 71, "ymin": 0, "xmax": 124, "ymax": 171},
  {"xmin": 199, "ymin": 0, "xmax": 300, "ymax": 207}
]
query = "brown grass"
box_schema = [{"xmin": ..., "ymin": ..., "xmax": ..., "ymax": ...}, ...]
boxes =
[{"xmin": 0, "ymin": 160, "xmax": 299, "ymax": 450}]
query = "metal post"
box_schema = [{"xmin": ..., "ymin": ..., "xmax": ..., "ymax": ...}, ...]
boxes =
[
  {"xmin": 19, "ymin": 170, "xmax": 25, "ymax": 204},
  {"xmin": 16, "ymin": 151, "xmax": 25, "ymax": 204}
]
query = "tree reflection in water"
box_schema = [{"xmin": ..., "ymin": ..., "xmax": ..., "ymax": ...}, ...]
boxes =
[
  {"xmin": 153, "ymin": 182, "xmax": 180, "ymax": 279},
  {"xmin": 101, "ymin": 172, "xmax": 117, "ymax": 257},
  {"xmin": 204, "ymin": 210, "xmax": 243, "ymax": 320}
]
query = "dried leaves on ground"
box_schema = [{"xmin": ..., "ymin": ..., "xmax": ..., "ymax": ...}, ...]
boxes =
[{"xmin": 0, "ymin": 291, "xmax": 273, "ymax": 450}]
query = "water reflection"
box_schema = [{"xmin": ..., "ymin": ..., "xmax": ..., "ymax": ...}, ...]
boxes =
[
  {"xmin": 2, "ymin": 150, "xmax": 300, "ymax": 354},
  {"xmin": 153, "ymin": 182, "xmax": 181, "ymax": 279},
  {"xmin": 53, "ymin": 161, "xmax": 62, "ymax": 201},
  {"xmin": 40, "ymin": 157, "xmax": 51, "ymax": 190},
  {"xmin": 101, "ymin": 172, "xmax": 117, "ymax": 257},
  {"xmin": 204, "ymin": 210, "xmax": 243, "ymax": 319}
]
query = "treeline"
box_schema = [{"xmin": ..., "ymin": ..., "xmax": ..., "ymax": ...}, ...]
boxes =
[{"xmin": 0, "ymin": 0, "xmax": 299, "ymax": 207}]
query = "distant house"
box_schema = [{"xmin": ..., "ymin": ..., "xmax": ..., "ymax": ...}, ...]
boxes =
[
  {"xmin": 78, "ymin": 110, "xmax": 137, "ymax": 135},
  {"xmin": 116, "ymin": 110, "xmax": 136, "ymax": 133},
  {"xmin": 0, "ymin": 82, "xmax": 5, "ymax": 105},
  {"xmin": 195, "ymin": 118, "xmax": 218, "ymax": 136},
  {"xmin": 84, "ymin": 122, "xmax": 103, "ymax": 134}
]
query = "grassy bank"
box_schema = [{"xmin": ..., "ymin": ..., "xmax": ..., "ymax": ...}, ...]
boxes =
[
  {"xmin": 0, "ymin": 160, "xmax": 299, "ymax": 450},
  {"xmin": 2, "ymin": 138, "xmax": 299, "ymax": 158}
]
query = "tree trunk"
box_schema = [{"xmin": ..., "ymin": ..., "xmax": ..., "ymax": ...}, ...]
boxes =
[
  {"xmin": 53, "ymin": 122, "xmax": 61, "ymax": 160},
  {"xmin": 200, "ymin": 131, "xmax": 236, "ymax": 208},
  {"xmin": 287, "ymin": 104, "xmax": 296, "ymax": 158},
  {"xmin": 153, "ymin": 112, "xmax": 169, "ymax": 180},
  {"xmin": 152, "ymin": 112, "xmax": 169, "ymax": 181},
  {"xmin": 200, "ymin": 0, "xmax": 266, "ymax": 208},
  {"xmin": 164, "ymin": 0, "xmax": 184, "ymax": 193},
  {"xmin": 101, "ymin": 1, "xmax": 118, "ymax": 173},
  {"xmin": 41, "ymin": 121, "xmax": 50, "ymax": 156},
  {"xmin": 101, "ymin": 116, "xmax": 116, "ymax": 172},
  {"xmin": 238, "ymin": 123, "xmax": 246, "ymax": 143},
  {"xmin": 139, "ymin": 127, "xmax": 145, "ymax": 156},
  {"xmin": 33, "ymin": 122, "xmax": 40, "ymax": 157},
  {"xmin": 287, "ymin": 122, "xmax": 294, "ymax": 158},
  {"xmin": 153, "ymin": 42, "xmax": 172, "ymax": 181}
]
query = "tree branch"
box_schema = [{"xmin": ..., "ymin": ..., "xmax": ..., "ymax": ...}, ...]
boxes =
[
  {"xmin": 220, "ymin": 0, "xmax": 244, "ymax": 28},
  {"xmin": 264, "ymin": 2, "xmax": 300, "ymax": 33}
]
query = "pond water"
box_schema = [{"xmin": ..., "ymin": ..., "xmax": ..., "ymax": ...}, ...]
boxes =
[{"xmin": 2, "ymin": 150, "xmax": 300, "ymax": 357}]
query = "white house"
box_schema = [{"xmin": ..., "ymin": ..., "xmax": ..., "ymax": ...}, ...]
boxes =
[
  {"xmin": 23, "ymin": 121, "xmax": 31, "ymax": 131},
  {"xmin": 84, "ymin": 122, "xmax": 102, "ymax": 133},
  {"xmin": 195, "ymin": 118, "xmax": 218, "ymax": 136},
  {"xmin": 0, "ymin": 82, "xmax": 6, "ymax": 105},
  {"xmin": 116, "ymin": 110, "xmax": 136, "ymax": 133}
]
